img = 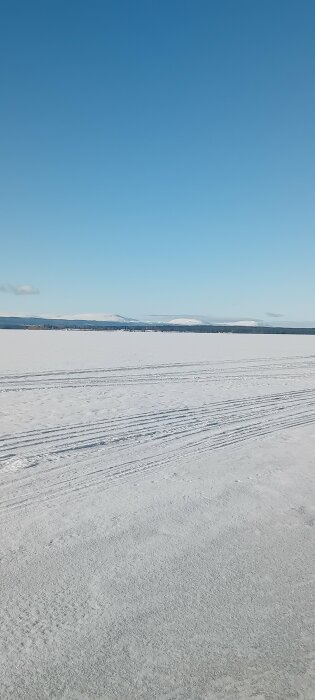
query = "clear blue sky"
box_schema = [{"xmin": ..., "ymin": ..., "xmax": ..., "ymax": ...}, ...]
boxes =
[{"xmin": 1, "ymin": 0, "xmax": 314, "ymax": 320}]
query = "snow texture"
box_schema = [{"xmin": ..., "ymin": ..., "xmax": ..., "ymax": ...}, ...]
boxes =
[{"xmin": 0, "ymin": 330, "xmax": 314, "ymax": 699}]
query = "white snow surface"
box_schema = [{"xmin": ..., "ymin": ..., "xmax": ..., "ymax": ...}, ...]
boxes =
[{"xmin": 0, "ymin": 330, "xmax": 314, "ymax": 699}]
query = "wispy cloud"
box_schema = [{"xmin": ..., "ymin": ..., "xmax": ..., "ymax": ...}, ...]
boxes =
[
  {"xmin": 0, "ymin": 284, "xmax": 39, "ymax": 295},
  {"xmin": 266, "ymin": 311, "xmax": 283, "ymax": 318}
]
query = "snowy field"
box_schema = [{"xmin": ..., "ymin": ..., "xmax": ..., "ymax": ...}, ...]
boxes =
[{"xmin": 0, "ymin": 330, "xmax": 314, "ymax": 699}]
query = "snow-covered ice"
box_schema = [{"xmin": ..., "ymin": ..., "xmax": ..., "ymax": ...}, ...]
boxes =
[{"xmin": 0, "ymin": 330, "xmax": 314, "ymax": 699}]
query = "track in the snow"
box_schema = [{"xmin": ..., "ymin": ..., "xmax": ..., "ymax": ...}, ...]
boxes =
[
  {"xmin": 1, "ymin": 387, "xmax": 315, "ymax": 462},
  {"xmin": 1, "ymin": 355, "xmax": 315, "ymax": 392},
  {"xmin": 1, "ymin": 374, "xmax": 315, "ymax": 514}
]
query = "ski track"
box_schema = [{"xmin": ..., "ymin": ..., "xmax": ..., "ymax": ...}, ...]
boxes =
[
  {"xmin": 1, "ymin": 355, "xmax": 315, "ymax": 392},
  {"xmin": 1, "ymin": 355, "xmax": 315, "ymax": 515}
]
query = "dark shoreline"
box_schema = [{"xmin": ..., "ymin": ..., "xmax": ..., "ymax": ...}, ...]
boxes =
[{"xmin": 1, "ymin": 320, "xmax": 315, "ymax": 335}]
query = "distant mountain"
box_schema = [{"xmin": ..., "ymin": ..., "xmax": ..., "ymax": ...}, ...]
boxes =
[
  {"xmin": 218, "ymin": 320, "xmax": 259, "ymax": 327},
  {"xmin": 163, "ymin": 317, "xmax": 262, "ymax": 327},
  {"xmin": 167, "ymin": 318, "xmax": 205, "ymax": 325},
  {"xmin": 0, "ymin": 314, "xmax": 144, "ymax": 329},
  {"xmin": 1, "ymin": 313, "xmax": 315, "ymax": 333},
  {"xmin": 54, "ymin": 313, "xmax": 140, "ymax": 323},
  {"xmin": 144, "ymin": 314, "xmax": 264, "ymax": 327}
]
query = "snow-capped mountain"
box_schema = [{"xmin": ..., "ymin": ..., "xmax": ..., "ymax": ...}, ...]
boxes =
[
  {"xmin": 218, "ymin": 320, "xmax": 259, "ymax": 327},
  {"xmin": 167, "ymin": 318, "xmax": 204, "ymax": 325},
  {"xmin": 1, "ymin": 312, "xmax": 315, "ymax": 332}
]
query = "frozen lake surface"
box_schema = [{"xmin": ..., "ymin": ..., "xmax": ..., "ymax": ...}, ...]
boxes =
[{"xmin": 0, "ymin": 330, "xmax": 314, "ymax": 699}]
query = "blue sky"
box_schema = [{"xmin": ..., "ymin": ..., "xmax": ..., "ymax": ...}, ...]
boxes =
[{"xmin": 1, "ymin": 0, "xmax": 314, "ymax": 320}]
